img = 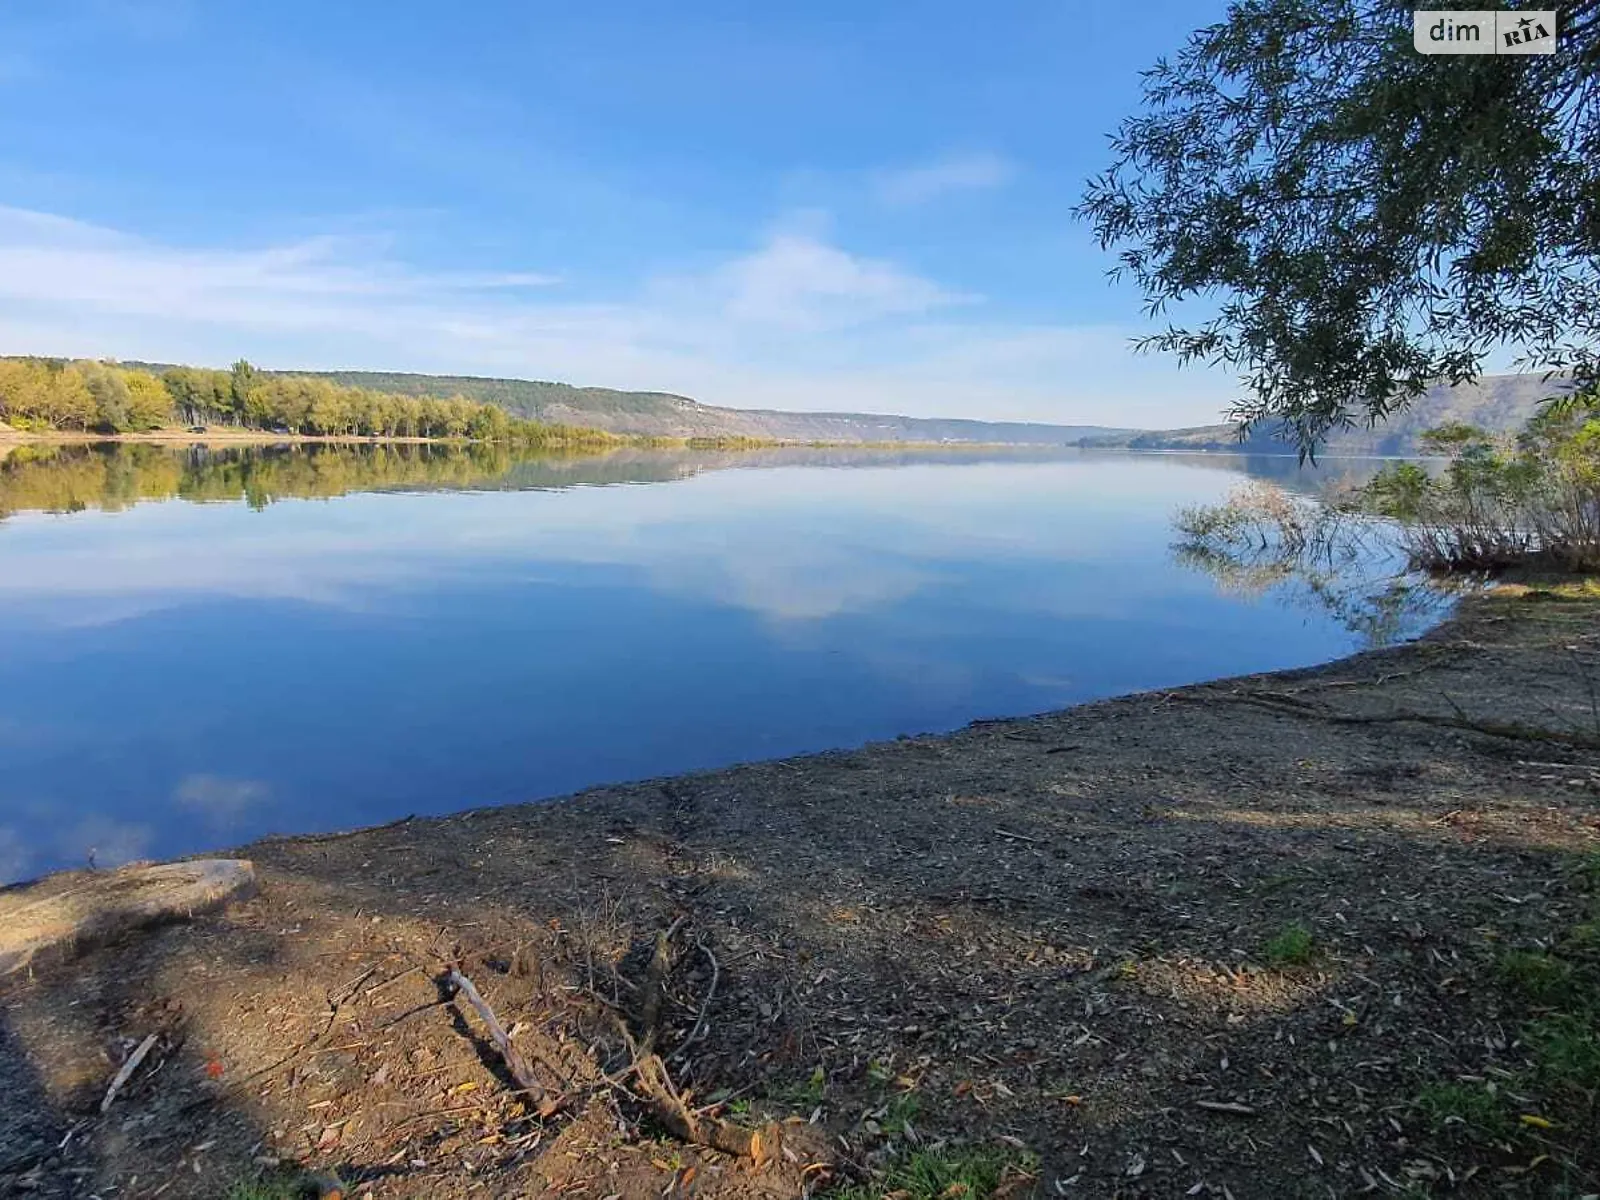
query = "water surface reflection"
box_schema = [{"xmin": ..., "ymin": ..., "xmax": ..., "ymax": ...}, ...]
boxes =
[{"xmin": 0, "ymin": 442, "xmax": 1441, "ymax": 880}]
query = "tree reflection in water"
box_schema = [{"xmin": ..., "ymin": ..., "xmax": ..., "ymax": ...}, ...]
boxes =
[{"xmin": 1173, "ymin": 481, "xmax": 1469, "ymax": 649}]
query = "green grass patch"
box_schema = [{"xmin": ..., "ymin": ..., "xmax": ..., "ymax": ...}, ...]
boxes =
[
  {"xmin": 1262, "ymin": 922, "xmax": 1314, "ymax": 967},
  {"xmin": 832, "ymin": 1146, "xmax": 1035, "ymax": 1200},
  {"xmin": 1562, "ymin": 921, "xmax": 1600, "ymax": 955},
  {"xmin": 770, "ymin": 1065, "xmax": 828, "ymax": 1109},
  {"xmin": 1527, "ymin": 1013, "xmax": 1600, "ymax": 1096},
  {"xmin": 875, "ymin": 1091, "xmax": 921, "ymax": 1136},
  {"xmin": 1497, "ymin": 949, "xmax": 1580, "ymax": 1006},
  {"xmin": 1252, "ymin": 872, "xmax": 1304, "ymax": 895},
  {"xmin": 1571, "ymin": 850, "xmax": 1600, "ymax": 894},
  {"xmin": 1414, "ymin": 1080, "xmax": 1515, "ymax": 1139}
]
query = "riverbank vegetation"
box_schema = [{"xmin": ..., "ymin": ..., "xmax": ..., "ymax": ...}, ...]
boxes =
[
  {"xmin": 1361, "ymin": 402, "xmax": 1600, "ymax": 574},
  {"xmin": 1173, "ymin": 477, "xmax": 1454, "ymax": 650},
  {"xmin": 1180, "ymin": 400, "xmax": 1600, "ymax": 590},
  {"xmin": 0, "ymin": 356, "xmax": 641, "ymax": 446}
]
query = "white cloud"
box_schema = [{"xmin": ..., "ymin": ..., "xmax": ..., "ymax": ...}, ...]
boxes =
[
  {"xmin": 0, "ymin": 208, "xmax": 557, "ymax": 322},
  {"xmin": 0, "ymin": 205, "xmax": 1235, "ymax": 426},
  {"xmin": 438, "ymin": 271, "xmax": 562, "ymax": 290},
  {"xmin": 872, "ymin": 152, "xmax": 1014, "ymax": 206},
  {"xmin": 703, "ymin": 233, "xmax": 967, "ymax": 331}
]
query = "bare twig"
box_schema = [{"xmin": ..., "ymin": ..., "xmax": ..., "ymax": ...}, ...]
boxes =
[
  {"xmin": 101, "ymin": 1033, "xmax": 159, "ymax": 1114},
  {"xmin": 639, "ymin": 929, "xmax": 673, "ymax": 1050},
  {"xmin": 668, "ymin": 938, "xmax": 720, "ymax": 1065},
  {"xmin": 329, "ymin": 964, "xmax": 380, "ymax": 1006},
  {"xmin": 633, "ymin": 1046, "xmax": 777, "ymax": 1161},
  {"xmin": 446, "ymin": 967, "xmax": 554, "ymax": 1113},
  {"xmin": 995, "ymin": 828, "xmax": 1041, "ymax": 843},
  {"xmin": 363, "ymin": 964, "xmax": 424, "ymax": 999}
]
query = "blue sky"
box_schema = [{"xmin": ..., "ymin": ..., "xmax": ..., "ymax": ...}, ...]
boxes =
[{"xmin": 0, "ymin": 0, "xmax": 1238, "ymax": 426}]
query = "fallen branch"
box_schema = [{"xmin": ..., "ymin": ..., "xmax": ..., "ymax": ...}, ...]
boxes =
[
  {"xmin": 447, "ymin": 967, "xmax": 556, "ymax": 1115},
  {"xmin": 637, "ymin": 921, "xmax": 683, "ymax": 1051},
  {"xmin": 609, "ymin": 919, "xmax": 773, "ymax": 1162},
  {"xmin": 635, "ymin": 1046, "xmax": 777, "ymax": 1162},
  {"xmin": 101, "ymin": 1033, "xmax": 159, "ymax": 1114}
]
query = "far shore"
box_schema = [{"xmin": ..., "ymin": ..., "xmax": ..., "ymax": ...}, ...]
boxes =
[
  {"xmin": 0, "ymin": 428, "xmax": 521, "ymax": 447},
  {"xmin": 0, "ymin": 428, "xmax": 1068, "ymax": 452}
]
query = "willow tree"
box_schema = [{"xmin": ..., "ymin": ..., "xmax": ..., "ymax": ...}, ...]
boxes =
[{"xmin": 1080, "ymin": 0, "xmax": 1600, "ymax": 454}]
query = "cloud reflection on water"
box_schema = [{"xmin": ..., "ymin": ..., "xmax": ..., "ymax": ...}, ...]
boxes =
[
  {"xmin": 0, "ymin": 457, "xmax": 1219, "ymax": 629},
  {"xmin": 0, "ymin": 448, "xmax": 1429, "ymax": 880}
]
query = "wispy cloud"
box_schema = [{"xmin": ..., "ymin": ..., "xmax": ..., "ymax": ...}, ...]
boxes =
[
  {"xmin": 0, "ymin": 208, "xmax": 556, "ymax": 318},
  {"xmin": 872, "ymin": 152, "xmax": 1014, "ymax": 206},
  {"xmin": 685, "ymin": 233, "xmax": 969, "ymax": 331},
  {"xmin": 0, "ymin": 205, "xmax": 1232, "ymax": 425}
]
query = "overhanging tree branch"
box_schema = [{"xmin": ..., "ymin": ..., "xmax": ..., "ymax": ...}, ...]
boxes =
[{"xmin": 1079, "ymin": 0, "xmax": 1600, "ymax": 457}]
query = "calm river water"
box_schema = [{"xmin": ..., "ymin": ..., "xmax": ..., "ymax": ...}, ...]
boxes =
[{"xmin": 0, "ymin": 442, "xmax": 1444, "ymax": 881}]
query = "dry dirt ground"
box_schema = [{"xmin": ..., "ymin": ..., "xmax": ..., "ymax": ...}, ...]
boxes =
[{"xmin": 3, "ymin": 586, "xmax": 1600, "ymax": 1200}]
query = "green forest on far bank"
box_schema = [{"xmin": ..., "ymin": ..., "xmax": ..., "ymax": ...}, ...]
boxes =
[{"xmin": 0, "ymin": 356, "xmax": 654, "ymax": 447}]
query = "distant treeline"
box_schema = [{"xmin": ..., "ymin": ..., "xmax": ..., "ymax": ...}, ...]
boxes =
[{"xmin": 0, "ymin": 357, "xmax": 636, "ymax": 445}]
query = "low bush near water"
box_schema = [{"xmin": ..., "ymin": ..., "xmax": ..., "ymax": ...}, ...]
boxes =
[
  {"xmin": 1361, "ymin": 400, "xmax": 1600, "ymax": 572},
  {"xmin": 1179, "ymin": 394, "xmax": 1600, "ymax": 577}
]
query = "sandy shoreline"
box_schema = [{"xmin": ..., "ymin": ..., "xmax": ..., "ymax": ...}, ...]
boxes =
[{"xmin": 3, "ymin": 586, "xmax": 1599, "ymax": 1198}]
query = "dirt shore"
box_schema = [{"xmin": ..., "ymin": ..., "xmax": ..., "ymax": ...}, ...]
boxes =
[{"xmin": 3, "ymin": 587, "xmax": 1599, "ymax": 1199}]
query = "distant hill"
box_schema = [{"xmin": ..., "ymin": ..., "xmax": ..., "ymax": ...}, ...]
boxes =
[
  {"xmin": 264, "ymin": 370, "xmax": 1129, "ymax": 445},
  {"xmin": 1079, "ymin": 373, "xmax": 1573, "ymax": 455},
  {"xmin": 95, "ymin": 361, "xmax": 1567, "ymax": 452}
]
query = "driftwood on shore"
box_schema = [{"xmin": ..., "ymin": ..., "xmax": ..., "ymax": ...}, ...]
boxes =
[{"xmin": 0, "ymin": 860, "xmax": 257, "ymax": 977}]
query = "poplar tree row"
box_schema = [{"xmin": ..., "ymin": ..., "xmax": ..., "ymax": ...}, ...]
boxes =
[{"xmin": 0, "ymin": 357, "xmax": 620, "ymax": 445}]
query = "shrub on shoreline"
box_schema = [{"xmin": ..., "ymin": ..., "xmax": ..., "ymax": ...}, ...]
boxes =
[
  {"xmin": 1181, "ymin": 395, "xmax": 1600, "ymax": 578},
  {"xmin": 1359, "ymin": 398, "xmax": 1600, "ymax": 573}
]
